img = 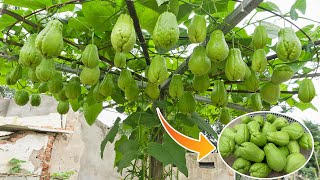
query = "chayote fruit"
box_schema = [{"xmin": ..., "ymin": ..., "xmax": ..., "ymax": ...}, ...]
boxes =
[
  {"xmin": 99, "ymin": 74, "xmax": 115, "ymax": 97},
  {"xmin": 36, "ymin": 20, "xmax": 64, "ymax": 57},
  {"xmin": 251, "ymin": 49, "xmax": 267, "ymax": 73},
  {"xmin": 193, "ymin": 74, "xmax": 210, "ymax": 92},
  {"xmin": 28, "ymin": 68, "xmax": 40, "ymax": 83},
  {"xmin": 232, "ymin": 158, "xmax": 251, "ymax": 174},
  {"xmin": 219, "ymin": 135, "xmax": 235, "ymax": 158},
  {"xmin": 298, "ymin": 78, "xmax": 316, "ymax": 103},
  {"xmin": 14, "ymin": 90, "xmax": 29, "ymax": 106},
  {"xmin": 299, "ymin": 133, "xmax": 313, "ymax": 150},
  {"xmin": 281, "ymin": 122, "xmax": 304, "ymax": 140},
  {"xmin": 57, "ymin": 101, "xmax": 69, "ymax": 114},
  {"xmin": 177, "ymin": 92, "xmax": 196, "ymax": 114},
  {"xmin": 206, "ymin": 30, "xmax": 229, "ymax": 62},
  {"xmin": 266, "ymin": 114, "xmax": 277, "ymax": 123},
  {"xmin": 262, "ymin": 121, "xmax": 277, "ymax": 135},
  {"xmin": 243, "ymin": 63, "xmax": 252, "ymax": 81},
  {"xmin": 233, "ymin": 124, "xmax": 241, "ymax": 132},
  {"xmin": 271, "ymin": 64, "xmax": 294, "ymax": 84},
  {"xmin": 19, "ymin": 34, "xmax": 42, "ymax": 69},
  {"xmin": 169, "ymin": 74, "xmax": 184, "ymax": 99},
  {"xmin": 278, "ymin": 146, "xmax": 290, "ymax": 157},
  {"xmin": 8, "ymin": 64, "xmax": 22, "ymax": 85},
  {"xmin": 81, "ymin": 44, "xmax": 100, "ymax": 68},
  {"xmin": 145, "ymin": 82, "xmax": 160, "ymax": 100},
  {"xmin": 114, "ymin": 52, "xmax": 126, "ymax": 68},
  {"xmin": 243, "ymin": 69, "xmax": 260, "ymax": 92},
  {"xmin": 276, "ymin": 27, "xmax": 301, "ymax": 61},
  {"xmin": 188, "ymin": 15, "xmax": 206, "ymax": 43},
  {"xmin": 234, "ymin": 145, "xmax": 241, "ymax": 158},
  {"xmin": 225, "ymin": 48, "xmax": 246, "ymax": 81},
  {"xmin": 251, "ymin": 25, "xmax": 268, "ymax": 49},
  {"xmin": 235, "ymin": 124, "xmax": 250, "ymax": 145},
  {"xmin": 153, "ymin": 12, "xmax": 179, "ymax": 50},
  {"xmin": 124, "ymin": 81, "xmax": 139, "ymax": 101},
  {"xmin": 247, "ymin": 121, "xmax": 261, "ymax": 134},
  {"xmin": 80, "ymin": 66, "xmax": 100, "ymax": 86},
  {"xmin": 111, "ymin": 14, "xmax": 136, "ymax": 53},
  {"xmin": 287, "ymin": 140, "xmax": 300, "ymax": 154},
  {"xmin": 93, "ymin": 83, "xmax": 106, "ymax": 102},
  {"xmin": 273, "ymin": 117, "xmax": 289, "ymax": 130},
  {"xmin": 65, "ymin": 76, "xmax": 81, "ymax": 100},
  {"xmin": 38, "ymin": 82, "xmax": 48, "ymax": 93},
  {"xmin": 55, "ymin": 86, "xmax": 68, "ymax": 101},
  {"xmin": 188, "ymin": 46, "xmax": 211, "ymax": 76},
  {"xmin": 241, "ymin": 116, "xmax": 253, "ymax": 124},
  {"xmin": 36, "ymin": 59, "xmax": 55, "ymax": 82},
  {"xmin": 238, "ymin": 142, "xmax": 265, "ymax": 163},
  {"xmin": 266, "ymin": 131, "xmax": 290, "ymax": 146},
  {"xmin": 250, "ymin": 131, "xmax": 267, "ymax": 147},
  {"xmin": 148, "ymin": 55, "xmax": 169, "ymax": 85},
  {"xmin": 30, "ymin": 94, "xmax": 41, "ymax": 107},
  {"xmin": 253, "ymin": 115, "xmax": 264, "ymax": 126},
  {"xmin": 219, "ymin": 107, "xmax": 231, "ymax": 125},
  {"xmin": 249, "ymin": 163, "xmax": 272, "ymax": 178},
  {"xmin": 47, "ymin": 71, "xmax": 64, "ymax": 94},
  {"xmin": 221, "ymin": 127, "xmax": 236, "ymax": 140},
  {"xmin": 264, "ymin": 143, "xmax": 287, "ymax": 172},
  {"xmin": 260, "ymin": 81, "xmax": 280, "ymax": 104},
  {"xmin": 118, "ymin": 69, "xmax": 134, "ymax": 91},
  {"xmin": 284, "ymin": 153, "xmax": 306, "ymax": 173},
  {"xmin": 251, "ymin": 93, "xmax": 263, "ymax": 111},
  {"xmin": 211, "ymin": 80, "xmax": 228, "ymax": 107}
]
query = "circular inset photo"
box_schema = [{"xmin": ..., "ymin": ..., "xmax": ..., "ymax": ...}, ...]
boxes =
[{"xmin": 218, "ymin": 111, "xmax": 314, "ymax": 179}]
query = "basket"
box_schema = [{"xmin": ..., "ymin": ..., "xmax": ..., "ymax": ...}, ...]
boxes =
[{"xmin": 218, "ymin": 111, "xmax": 314, "ymax": 180}]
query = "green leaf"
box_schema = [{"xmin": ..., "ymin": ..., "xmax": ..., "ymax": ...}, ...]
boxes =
[
  {"xmin": 4, "ymin": 0, "xmax": 52, "ymax": 9},
  {"xmin": 156, "ymin": 0, "xmax": 169, "ymax": 7},
  {"xmin": 147, "ymin": 134, "xmax": 188, "ymax": 177},
  {"xmin": 115, "ymin": 138, "xmax": 140, "ymax": 171},
  {"xmin": 194, "ymin": 0, "xmax": 229, "ymax": 15},
  {"xmin": 290, "ymin": 6, "xmax": 299, "ymax": 21},
  {"xmin": 257, "ymin": 2, "xmax": 282, "ymax": 14},
  {"xmin": 123, "ymin": 112, "xmax": 160, "ymax": 128},
  {"xmin": 0, "ymin": 15, "xmax": 16, "ymax": 31},
  {"xmin": 69, "ymin": 98, "xmax": 80, "ymax": 112},
  {"xmin": 82, "ymin": 93, "xmax": 103, "ymax": 126},
  {"xmin": 135, "ymin": 1, "xmax": 161, "ymax": 33},
  {"xmin": 293, "ymin": 0, "xmax": 306, "ymax": 14},
  {"xmin": 295, "ymin": 102, "xmax": 318, "ymax": 111},
  {"xmin": 101, "ymin": 117, "xmax": 121, "ymax": 158}
]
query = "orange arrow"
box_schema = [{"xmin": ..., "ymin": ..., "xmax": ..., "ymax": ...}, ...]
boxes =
[{"xmin": 156, "ymin": 108, "xmax": 215, "ymax": 161}]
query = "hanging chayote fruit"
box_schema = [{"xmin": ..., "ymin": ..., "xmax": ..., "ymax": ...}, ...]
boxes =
[
  {"xmin": 225, "ymin": 48, "xmax": 246, "ymax": 81},
  {"xmin": 188, "ymin": 46, "xmax": 211, "ymax": 76},
  {"xmin": 251, "ymin": 25, "xmax": 268, "ymax": 49},
  {"xmin": 206, "ymin": 30, "xmax": 229, "ymax": 62},
  {"xmin": 276, "ymin": 27, "xmax": 302, "ymax": 61},
  {"xmin": 188, "ymin": 15, "xmax": 206, "ymax": 43}
]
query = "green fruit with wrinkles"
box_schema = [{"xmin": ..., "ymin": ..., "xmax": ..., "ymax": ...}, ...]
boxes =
[
  {"xmin": 219, "ymin": 135, "xmax": 235, "ymax": 158},
  {"xmin": 81, "ymin": 44, "xmax": 100, "ymax": 68},
  {"xmin": 287, "ymin": 140, "xmax": 300, "ymax": 154},
  {"xmin": 251, "ymin": 49, "xmax": 267, "ymax": 73},
  {"xmin": 276, "ymin": 27, "xmax": 301, "ymax": 61},
  {"xmin": 145, "ymin": 82, "xmax": 160, "ymax": 100},
  {"xmin": 262, "ymin": 121, "xmax": 277, "ymax": 135},
  {"xmin": 264, "ymin": 143, "xmax": 287, "ymax": 172},
  {"xmin": 260, "ymin": 81, "xmax": 280, "ymax": 104},
  {"xmin": 278, "ymin": 146, "xmax": 290, "ymax": 157},
  {"xmin": 251, "ymin": 93, "xmax": 262, "ymax": 111},
  {"xmin": 153, "ymin": 12, "xmax": 179, "ymax": 50},
  {"xmin": 266, "ymin": 131, "xmax": 290, "ymax": 146},
  {"xmin": 19, "ymin": 34, "xmax": 42, "ymax": 68},
  {"xmin": 211, "ymin": 80, "xmax": 228, "ymax": 107},
  {"xmin": 118, "ymin": 69, "xmax": 134, "ymax": 91},
  {"xmin": 193, "ymin": 74, "xmax": 210, "ymax": 92},
  {"xmin": 188, "ymin": 15, "xmax": 206, "ymax": 43},
  {"xmin": 225, "ymin": 48, "xmax": 246, "ymax": 81},
  {"xmin": 243, "ymin": 69, "xmax": 260, "ymax": 92},
  {"xmin": 169, "ymin": 74, "xmax": 184, "ymax": 99},
  {"xmin": 299, "ymin": 133, "xmax": 313, "ymax": 149},
  {"xmin": 235, "ymin": 124, "xmax": 250, "ymax": 145},
  {"xmin": 65, "ymin": 76, "xmax": 81, "ymax": 99},
  {"xmin": 36, "ymin": 20, "xmax": 64, "ymax": 57},
  {"xmin": 57, "ymin": 101, "xmax": 69, "ymax": 114},
  {"xmin": 251, "ymin": 25, "xmax": 268, "ymax": 49},
  {"xmin": 250, "ymin": 131, "xmax": 267, "ymax": 147},
  {"xmin": 114, "ymin": 52, "xmax": 126, "ymax": 68},
  {"xmin": 177, "ymin": 92, "xmax": 196, "ymax": 114},
  {"xmin": 148, "ymin": 55, "xmax": 169, "ymax": 84},
  {"xmin": 232, "ymin": 158, "xmax": 251, "ymax": 174},
  {"xmin": 238, "ymin": 142, "xmax": 265, "ymax": 163},
  {"xmin": 188, "ymin": 46, "xmax": 211, "ymax": 76},
  {"xmin": 30, "ymin": 94, "xmax": 41, "ymax": 107},
  {"xmin": 6, "ymin": 73, "xmax": 15, "ymax": 85},
  {"xmin": 241, "ymin": 116, "xmax": 253, "ymax": 124},
  {"xmin": 28, "ymin": 68, "xmax": 40, "ymax": 83},
  {"xmin": 266, "ymin": 114, "xmax": 277, "ymax": 123},
  {"xmin": 111, "ymin": 14, "xmax": 136, "ymax": 53},
  {"xmin": 206, "ymin": 30, "xmax": 229, "ymax": 62},
  {"xmin": 284, "ymin": 153, "xmax": 306, "ymax": 173},
  {"xmin": 38, "ymin": 82, "xmax": 48, "ymax": 93},
  {"xmin": 298, "ymin": 78, "xmax": 316, "ymax": 103},
  {"xmin": 99, "ymin": 74, "xmax": 115, "ymax": 97},
  {"xmin": 271, "ymin": 65, "xmax": 294, "ymax": 84},
  {"xmin": 15, "ymin": 90, "xmax": 29, "ymax": 106},
  {"xmin": 36, "ymin": 59, "xmax": 55, "ymax": 82},
  {"xmin": 281, "ymin": 122, "xmax": 304, "ymax": 140},
  {"xmin": 273, "ymin": 117, "xmax": 289, "ymax": 130},
  {"xmin": 219, "ymin": 107, "xmax": 231, "ymax": 125},
  {"xmin": 253, "ymin": 115, "xmax": 264, "ymax": 126},
  {"xmin": 80, "ymin": 66, "xmax": 100, "ymax": 86},
  {"xmin": 9, "ymin": 64, "xmax": 22, "ymax": 84},
  {"xmin": 249, "ymin": 163, "xmax": 271, "ymax": 178},
  {"xmin": 48, "ymin": 72, "xmax": 64, "ymax": 94},
  {"xmin": 221, "ymin": 128, "xmax": 236, "ymax": 140},
  {"xmin": 247, "ymin": 121, "xmax": 260, "ymax": 134}
]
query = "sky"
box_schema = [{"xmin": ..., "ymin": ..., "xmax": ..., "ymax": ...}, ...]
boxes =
[{"xmin": 98, "ymin": 0, "xmax": 320, "ymax": 127}]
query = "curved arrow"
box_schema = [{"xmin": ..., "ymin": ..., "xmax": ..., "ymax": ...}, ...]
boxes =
[{"xmin": 156, "ymin": 108, "xmax": 215, "ymax": 161}]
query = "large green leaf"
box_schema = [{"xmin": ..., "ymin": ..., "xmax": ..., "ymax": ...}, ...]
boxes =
[
  {"xmin": 4, "ymin": 0, "xmax": 52, "ymax": 9},
  {"xmin": 257, "ymin": 1, "xmax": 282, "ymax": 14},
  {"xmin": 290, "ymin": 0, "xmax": 306, "ymax": 20},
  {"xmin": 0, "ymin": 15, "xmax": 16, "ymax": 31},
  {"xmin": 115, "ymin": 137, "xmax": 141, "ymax": 171},
  {"xmin": 147, "ymin": 134, "xmax": 188, "ymax": 177},
  {"xmin": 123, "ymin": 112, "xmax": 160, "ymax": 128},
  {"xmin": 100, "ymin": 117, "xmax": 121, "ymax": 159}
]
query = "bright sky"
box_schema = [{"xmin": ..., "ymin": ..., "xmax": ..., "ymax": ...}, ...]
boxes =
[{"xmin": 98, "ymin": 0, "xmax": 320, "ymax": 127}]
